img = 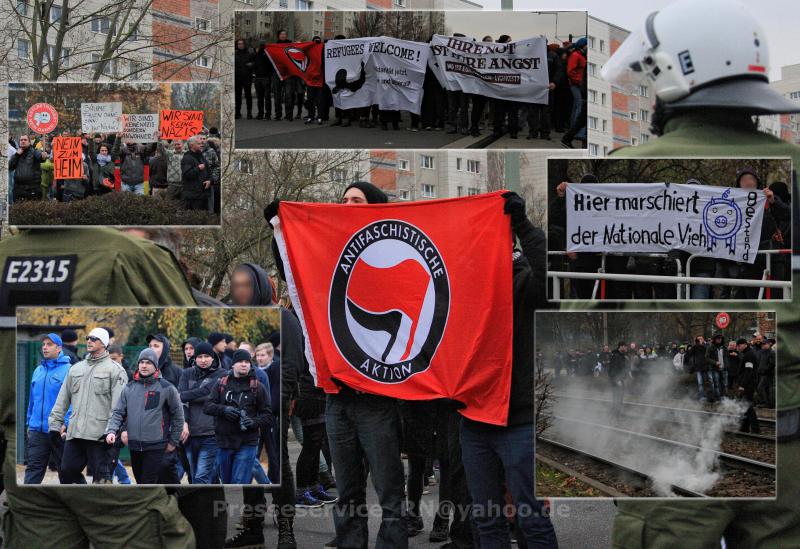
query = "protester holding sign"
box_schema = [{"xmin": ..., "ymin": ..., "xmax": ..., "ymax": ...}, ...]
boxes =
[{"xmin": 112, "ymin": 139, "xmax": 148, "ymax": 195}]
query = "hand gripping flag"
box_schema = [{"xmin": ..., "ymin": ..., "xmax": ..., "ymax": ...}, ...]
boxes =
[
  {"xmin": 267, "ymin": 41, "xmax": 324, "ymax": 87},
  {"xmin": 271, "ymin": 191, "xmax": 515, "ymax": 425}
]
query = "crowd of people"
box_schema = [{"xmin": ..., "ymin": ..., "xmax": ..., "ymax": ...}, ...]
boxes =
[
  {"xmin": 548, "ymin": 169, "xmax": 792, "ymax": 300},
  {"xmin": 25, "ymin": 327, "xmax": 279, "ymax": 486},
  {"xmin": 542, "ymin": 332, "xmax": 776, "ymax": 433},
  {"xmin": 7, "ymin": 128, "xmax": 222, "ymax": 212},
  {"xmin": 235, "ymin": 32, "xmax": 588, "ymax": 147}
]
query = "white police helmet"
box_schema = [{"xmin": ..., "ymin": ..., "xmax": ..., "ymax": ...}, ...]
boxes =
[{"xmin": 601, "ymin": 0, "xmax": 800, "ymax": 114}]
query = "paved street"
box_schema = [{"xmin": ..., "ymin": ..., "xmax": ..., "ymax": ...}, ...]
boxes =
[{"xmin": 235, "ymin": 114, "xmax": 576, "ymax": 150}]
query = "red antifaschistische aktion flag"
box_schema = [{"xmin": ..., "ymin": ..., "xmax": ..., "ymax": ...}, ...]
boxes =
[
  {"xmin": 266, "ymin": 41, "xmax": 324, "ymax": 87},
  {"xmin": 272, "ymin": 191, "xmax": 515, "ymax": 425}
]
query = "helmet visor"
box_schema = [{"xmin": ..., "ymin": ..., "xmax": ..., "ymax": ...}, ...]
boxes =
[{"xmin": 600, "ymin": 26, "xmax": 653, "ymax": 94}]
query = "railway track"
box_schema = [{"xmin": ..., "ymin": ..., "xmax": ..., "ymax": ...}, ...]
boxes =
[
  {"xmin": 550, "ymin": 414, "xmax": 776, "ymax": 477},
  {"xmin": 536, "ymin": 436, "xmax": 708, "ymax": 497},
  {"xmin": 553, "ymin": 392, "xmax": 776, "ymax": 437}
]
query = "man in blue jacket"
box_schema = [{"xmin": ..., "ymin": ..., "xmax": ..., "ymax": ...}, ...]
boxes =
[{"xmin": 24, "ymin": 333, "xmax": 71, "ymax": 484}]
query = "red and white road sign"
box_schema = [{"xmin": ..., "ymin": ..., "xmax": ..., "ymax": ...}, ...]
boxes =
[
  {"xmin": 27, "ymin": 103, "xmax": 59, "ymax": 134},
  {"xmin": 715, "ymin": 312, "xmax": 730, "ymax": 330}
]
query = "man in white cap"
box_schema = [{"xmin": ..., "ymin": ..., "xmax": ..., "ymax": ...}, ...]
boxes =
[{"xmin": 48, "ymin": 327, "xmax": 128, "ymax": 484}]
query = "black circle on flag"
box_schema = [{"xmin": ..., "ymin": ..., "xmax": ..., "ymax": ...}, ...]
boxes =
[{"xmin": 329, "ymin": 220, "xmax": 450, "ymax": 384}]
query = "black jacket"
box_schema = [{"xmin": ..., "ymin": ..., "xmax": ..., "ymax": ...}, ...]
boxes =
[
  {"xmin": 687, "ymin": 343, "xmax": 713, "ymax": 373},
  {"xmin": 737, "ymin": 346, "xmax": 760, "ymax": 399},
  {"xmin": 204, "ymin": 368, "xmax": 271, "ymax": 449},
  {"xmin": 180, "ymin": 149, "xmax": 209, "ymax": 200},
  {"xmin": 9, "ymin": 147, "xmax": 44, "ymax": 187},
  {"xmin": 725, "ymin": 348, "xmax": 742, "ymax": 379},
  {"xmin": 505, "ymin": 213, "xmax": 546, "ymax": 426},
  {"xmin": 608, "ymin": 349, "xmax": 628, "ymax": 380},
  {"xmin": 62, "ymin": 344, "xmax": 80, "ymax": 365},
  {"xmin": 254, "ymin": 46, "xmax": 276, "ymax": 78},
  {"xmin": 178, "ymin": 359, "xmax": 228, "ymax": 437},
  {"xmin": 235, "ymin": 47, "xmax": 255, "ymax": 81},
  {"xmin": 279, "ymin": 307, "xmax": 302, "ymax": 404},
  {"xmin": 758, "ymin": 348, "xmax": 775, "ymax": 377}
]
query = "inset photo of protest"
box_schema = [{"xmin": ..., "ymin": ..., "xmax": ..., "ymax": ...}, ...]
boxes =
[
  {"xmin": 547, "ymin": 158, "xmax": 793, "ymax": 301},
  {"xmin": 535, "ymin": 311, "xmax": 777, "ymax": 498},
  {"xmin": 233, "ymin": 10, "xmax": 588, "ymax": 150},
  {"xmin": 15, "ymin": 306, "xmax": 280, "ymax": 486},
  {"xmin": 8, "ymin": 82, "xmax": 222, "ymax": 226}
]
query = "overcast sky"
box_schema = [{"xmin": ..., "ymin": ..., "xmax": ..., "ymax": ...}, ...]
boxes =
[
  {"xmin": 476, "ymin": 0, "xmax": 797, "ymax": 81},
  {"xmin": 444, "ymin": 11, "xmax": 586, "ymax": 44}
]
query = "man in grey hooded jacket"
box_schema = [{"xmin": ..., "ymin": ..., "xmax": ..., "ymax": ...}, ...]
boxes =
[{"xmin": 105, "ymin": 348, "xmax": 184, "ymax": 484}]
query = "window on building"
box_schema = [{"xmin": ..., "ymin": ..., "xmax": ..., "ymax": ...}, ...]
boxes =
[
  {"xmin": 47, "ymin": 45, "xmax": 70, "ymax": 68},
  {"xmin": 640, "ymin": 133, "xmax": 650, "ymax": 143},
  {"xmin": 599, "ymin": 39, "xmax": 605, "ymax": 53},
  {"xmin": 297, "ymin": 0, "xmax": 313, "ymax": 9},
  {"xmin": 587, "ymin": 63, "xmax": 596, "ymax": 77},
  {"xmin": 467, "ymin": 187, "xmax": 480, "ymax": 195},
  {"xmin": 196, "ymin": 55, "xmax": 211, "ymax": 68},
  {"xmin": 638, "ymin": 85, "xmax": 649, "ymax": 98},
  {"xmin": 91, "ymin": 54, "xmax": 116, "ymax": 76},
  {"xmin": 400, "ymin": 189, "xmax": 410, "ymax": 200},
  {"xmin": 128, "ymin": 60, "xmax": 142, "ymax": 80},
  {"xmin": 15, "ymin": 1, "xmax": 27, "ymax": 15},
  {"xmin": 457, "ymin": 186, "xmax": 464, "ymax": 196},
  {"xmin": 467, "ymin": 159, "xmax": 480, "ymax": 173},
  {"xmin": 196, "ymin": 17, "xmax": 210, "ymax": 31},
  {"xmin": 91, "ymin": 16, "xmax": 112, "ymax": 34},
  {"xmin": 393, "ymin": 0, "xmax": 407, "ymax": 5},
  {"xmin": 640, "ymin": 109, "xmax": 649, "ymax": 122},
  {"xmin": 279, "ymin": 0, "xmax": 288, "ymax": 6},
  {"xmin": 17, "ymin": 38, "xmax": 30, "ymax": 58},
  {"xmin": 589, "ymin": 143, "xmax": 599, "ymax": 156},
  {"xmin": 601, "ymin": 92, "xmax": 607, "ymax": 105},
  {"xmin": 48, "ymin": 4, "xmax": 62, "ymax": 23},
  {"xmin": 588, "ymin": 89, "xmax": 597, "ymax": 103},
  {"xmin": 237, "ymin": 0, "xmax": 253, "ymax": 3},
  {"xmin": 790, "ymin": 91, "xmax": 800, "ymax": 100},
  {"xmin": 128, "ymin": 23, "xmax": 139, "ymax": 41},
  {"xmin": 602, "ymin": 119, "xmax": 608, "ymax": 132},
  {"xmin": 603, "ymin": 146, "xmax": 609, "ymax": 156},
  {"xmin": 588, "ymin": 116, "xmax": 598, "ymax": 130},
  {"xmin": 631, "ymin": 137, "xmax": 638, "ymax": 146},
  {"xmin": 456, "ymin": 157, "xmax": 462, "ymax": 170},
  {"xmin": 331, "ymin": 169, "xmax": 347, "ymax": 183},
  {"xmin": 630, "ymin": 111, "xmax": 638, "ymax": 121},
  {"xmin": 236, "ymin": 159, "xmax": 254, "ymax": 174},
  {"xmin": 420, "ymin": 154, "xmax": 434, "ymax": 169},
  {"xmin": 421, "ymin": 184, "xmax": 435, "ymax": 198},
  {"xmin": 398, "ymin": 159, "xmax": 409, "ymax": 171},
  {"xmin": 588, "ymin": 36, "xmax": 595, "ymax": 49}
]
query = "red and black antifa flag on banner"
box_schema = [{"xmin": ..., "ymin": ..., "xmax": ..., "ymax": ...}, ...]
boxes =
[
  {"xmin": 271, "ymin": 191, "xmax": 514, "ymax": 425},
  {"xmin": 266, "ymin": 41, "xmax": 324, "ymax": 87}
]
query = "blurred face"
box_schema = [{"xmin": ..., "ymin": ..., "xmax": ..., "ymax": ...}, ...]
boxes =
[
  {"xmin": 236, "ymin": 39, "xmax": 246, "ymax": 50},
  {"xmin": 696, "ymin": 336, "xmax": 705, "ymax": 345},
  {"xmin": 213, "ymin": 339, "xmax": 227, "ymax": 353},
  {"xmin": 189, "ymin": 139, "xmax": 202, "ymax": 152},
  {"xmin": 278, "ymin": 31, "xmax": 288, "ymax": 41},
  {"xmin": 342, "ymin": 187, "xmax": 367, "ymax": 204},
  {"xmin": 184, "ymin": 343, "xmax": 195, "ymax": 359},
  {"xmin": 255, "ymin": 349, "xmax": 272, "ymax": 366},
  {"xmin": 227, "ymin": 340, "xmax": 238, "ymax": 351},
  {"xmin": 148, "ymin": 339, "xmax": 164, "ymax": 359},
  {"xmin": 99, "ymin": 145, "xmax": 109, "ymax": 155},
  {"xmin": 739, "ymin": 174, "xmax": 758, "ymax": 189},
  {"xmin": 110, "ymin": 352, "xmax": 123, "ymax": 363},
  {"xmin": 19, "ymin": 136, "xmax": 30, "ymax": 149},
  {"xmin": 619, "ymin": 345, "xmax": 627, "ymax": 353},
  {"xmin": 138, "ymin": 359, "xmax": 156, "ymax": 376},
  {"xmin": 737, "ymin": 342, "xmax": 747, "ymax": 352},
  {"xmin": 173, "ymin": 141, "xmax": 184, "ymax": 153},
  {"xmin": 240, "ymin": 343, "xmax": 255, "ymax": 355},
  {"xmin": 196, "ymin": 354, "xmax": 213, "ymax": 368},
  {"xmin": 86, "ymin": 335, "xmax": 104, "ymax": 354},
  {"xmin": 233, "ymin": 359, "xmax": 251, "ymax": 377},
  {"xmin": 41, "ymin": 339, "xmax": 61, "ymax": 359},
  {"xmin": 728, "ymin": 342, "xmax": 736, "ymax": 351},
  {"xmin": 602, "ymin": 345, "xmax": 609, "ymax": 352},
  {"xmin": 231, "ymin": 270, "xmax": 255, "ymax": 305}
]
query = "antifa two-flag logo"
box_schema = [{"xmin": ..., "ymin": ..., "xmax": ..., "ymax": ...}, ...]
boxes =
[
  {"xmin": 329, "ymin": 220, "xmax": 450, "ymax": 384},
  {"xmin": 285, "ymin": 47, "xmax": 309, "ymax": 73}
]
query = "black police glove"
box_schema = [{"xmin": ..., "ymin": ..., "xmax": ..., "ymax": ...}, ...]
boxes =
[
  {"xmin": 241, "ymin": 416, "xmax": 256, "ymax": 430},
  {"xmin": 502, "ymin": 191, "xmax": 527, "ymax": 226},
  {"xmin": 264, "ymin": 199, "xmax": 281, "ymax": 228},
  {"xmin": 223, "ymin": 406, "xmax": 241, "ymax": 421}
]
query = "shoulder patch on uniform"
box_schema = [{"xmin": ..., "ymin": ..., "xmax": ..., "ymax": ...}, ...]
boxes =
[{"xmin": 0, "ymin": 255, "xmax": 78, "ymax": 315}]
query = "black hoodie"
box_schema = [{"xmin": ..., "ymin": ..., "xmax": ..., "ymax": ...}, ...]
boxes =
[
  {"xmin": 204, "ymin": 367, "xmax": 271, "ymax": 449},
  {"xmin": 181, "ymin": 337, "xmax": 202, "ymax": 369},
  {"xmin": 231, "ymin": 263, "xmax": 274, "ymax": 306},
  {"xmin": 148, "ymin": 334, "xmax": 182, "ymax": 387},
  {"xmin": 178, "ymin": 354, "xmax": 228, "ymax": 437}
]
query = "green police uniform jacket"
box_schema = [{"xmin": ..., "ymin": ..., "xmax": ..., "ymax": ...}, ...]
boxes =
[{"xmin": 607, "ymin": 110, "xmax": 800, "ymax": 548}]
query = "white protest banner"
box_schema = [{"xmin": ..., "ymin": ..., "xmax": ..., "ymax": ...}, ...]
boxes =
[
  {"xmin": 429, "ymin": 35, "xmax": 549, "ymax": 104},
  {"xmin": 566, "ymin": 183, "xmax": 766, "ymax": 263},
  {"xmin": 80, "ymin": 102, "xmax": 122, "ymax": 133},
  {"xmin": 325, "ymin": 37, "xmax": 429, "ymax": 114},
  {"xmin": 120, "ymin": 114, "xmax": 159, "ymax": 143}
]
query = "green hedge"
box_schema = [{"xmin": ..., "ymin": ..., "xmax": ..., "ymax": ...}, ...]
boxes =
[{"xmin": 9, "ymin": 193, "xmax": 220, "ymax": 226}]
